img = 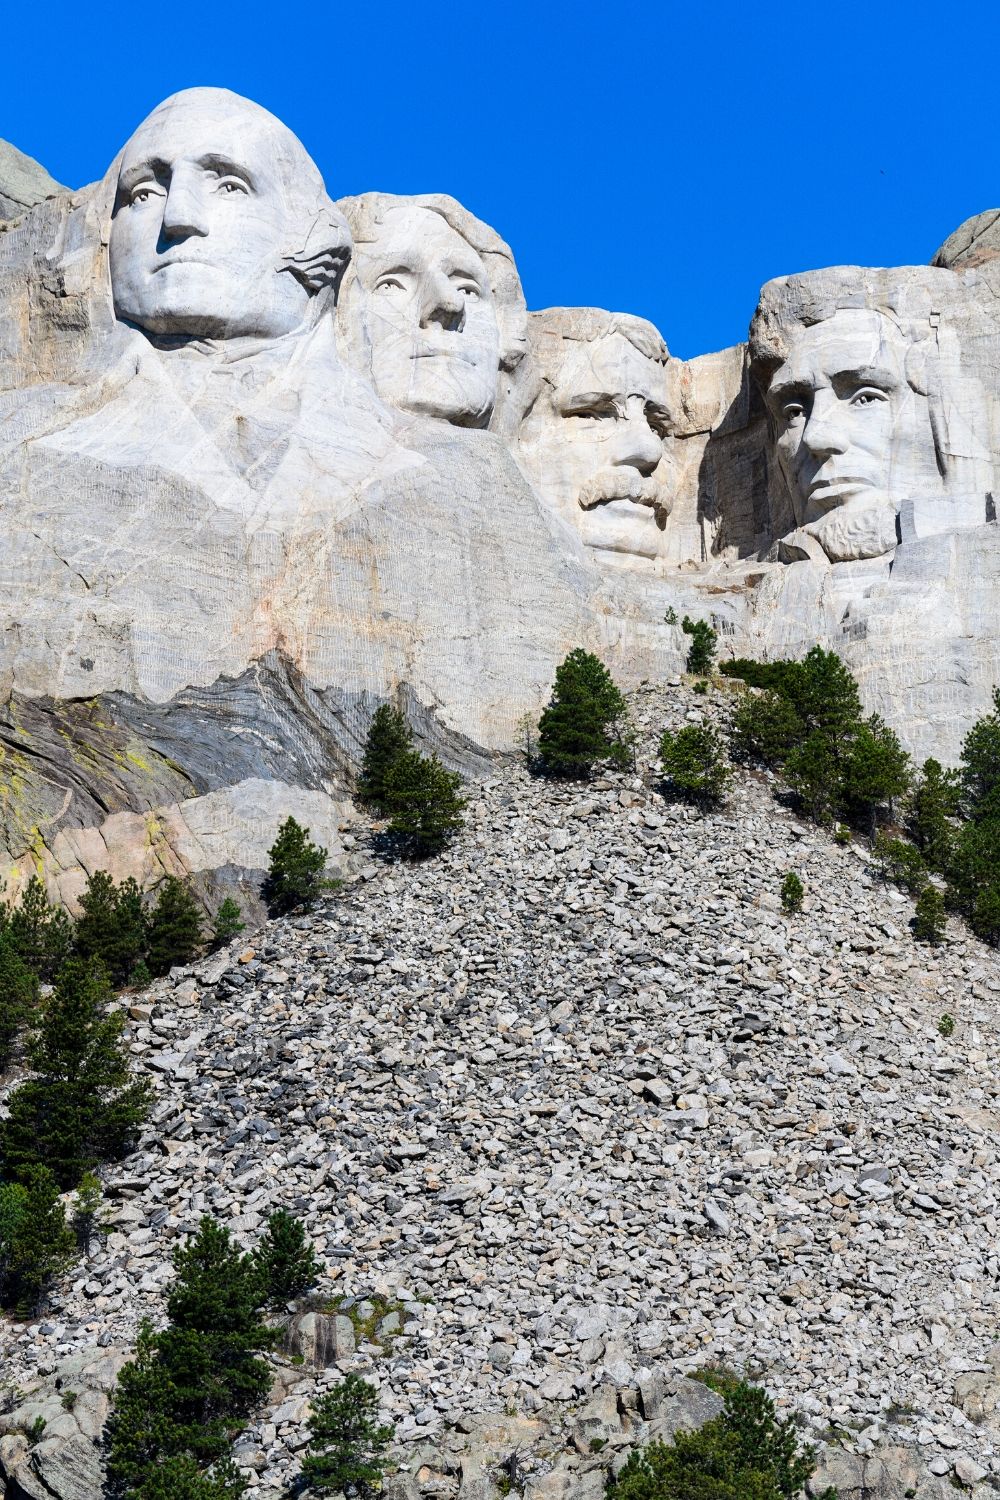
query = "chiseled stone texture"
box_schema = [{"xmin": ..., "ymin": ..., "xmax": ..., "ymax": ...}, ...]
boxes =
[{"xmin": 0, "ymin": 137, "xmax": 65, "ymax": 219}]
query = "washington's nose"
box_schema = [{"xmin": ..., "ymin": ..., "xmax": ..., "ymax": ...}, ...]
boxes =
[
  {"xmin": 611, "ymin": 411, "xmax": 662, "ymax": 475},
  {"xmin": 419, "ymin": 271, "xmax": 466, "ymax": 332},
  {"xmin": 801, "ymin": 391, "xmax": 850, "ymax": 458},
  {"xmin": 160, "ymin": 177, "xmax": 209, "ymax": 241}
]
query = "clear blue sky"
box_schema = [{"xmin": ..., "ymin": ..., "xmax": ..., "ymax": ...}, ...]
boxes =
[{"xmin": 5, "ymin": 0, "xmax": 999, "ymax": 358}]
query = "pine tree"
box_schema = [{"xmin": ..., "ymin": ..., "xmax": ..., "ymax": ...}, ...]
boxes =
[
  {"xmin": 780, "ymin": 873, "xmax": 804, "ymax": 913},
  {"xmin": 784, "ymin": 731, "xmax": 839, "ymax": 824},
  {"xmin": 959, "ymin": 686, "xmax": 1000, "ymax": 821},
  {"xmin": 105, "ymin": 1218, "xmax": 274, "ymax": 1493},
  {"xmin": 681, "ymin": 616, "xmax": 718, "ymax": 676},
  {"xmin": 0, "ymin": 931, "xmax": 39, "ymax": 1070},
  {"xmin": 537, "ymin": 649, "xmax": 630, "ymax": 779},
  {"xmin": 75, "ymin": 871, "xmax": 148, "ymax": 987},
  {"xmin": 7, "ymin": 877, "xmax": 73, "ymax": 980},
  {"xmin": 252, "ymin": 1209, "xmax": 321, "ymax": 1308},
  {"xmin": 913, "ymin": 886, "xmax": 947, "ymax": 946},
  {"xmin": 263, "ymin": 818, "xmax": 328, "ymax": 915},
  {"xmin": 0, "ymin": 958, "xmax": 151, "ymax": 1189},
  {"xmin": 146, "ymin": 876, "xmax": 204, "ymax": 977},
  {"xmin": 730, "ymin": 689, "xmax": 802, "ymax": 767},
  {"xmin": 299, "ymin": 1374, "xmax": 395, "ymax": 1496},
  {"xmin": 971, "ymin": 885, "xmax": 1000, "ymax": 946},
  {"xmin": 840, "ymin": 715, "xmax": 911, "ymax": 832},
  {"xmin": 906, "ymin": 758, "xmax": 962, "ymax": 871},
  {"xmin": 659, "ymin": 724, "xmax": 730, "ymax": 805},
  {"xmin": 872, "ymin": 833, "xmax": 927, "ymax": 894},
  {"xmin": 384, "ymin": 750, "xmax": 466, "ymax": 855},
  {"xmin": 210, "ymin": 899, "xmax": 245, "ymax": 951},
  {"xmin": 356, "ymin": 705, "xmax": 413, "ymax": 815},
  {"xmin": 788, "ymin": 646, "xmax": 863, "ymax": 741},
  {"xmin": 0, "ymin": 1164, "xmax": 77, "ymax": 1314}
]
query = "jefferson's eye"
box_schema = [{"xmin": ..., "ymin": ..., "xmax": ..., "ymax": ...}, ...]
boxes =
[
  {"xmin": 457, "ymin": 282, "xmax": 481, "ymax": 300},
  {"xmin": 374, "ymin": 276, "xmax": 407, "ymax": 295}
]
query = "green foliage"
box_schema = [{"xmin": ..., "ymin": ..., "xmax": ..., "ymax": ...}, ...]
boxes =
[
  {"xmin": 913, "ymin": 886, "xmax": 947, "ymax": 946},
  {"xmin": 299, "ymin": 1373, "xmax": 395, "ymax": 1495},
  {"xmin": 971, "ymin": 884, "xmax": 1000, "ymax": 945},
  {"xmin": 663, "ymin": 606, "xmax": 678, "ymax": 626},
  {"xmin": 252, "ymin": 1209, "xmax": 321, "ymax": 1308},
  {"xmin": 26, "ymin": 1415, "xmax": 47, "ymax": 1445},
  {"xmin": 263, "ymin": 817, "xmax": 328, "ymax": 916},
  {"xmin": 906, "ymin": 759, "xmax": 961, "ymax": 871},
  {"xmin": 75, "ymin": 872, "xmax": 148, "ymax": 987},
  {"xmin": 0, "ymin": 1165, "xmax": 77, "ymax": 1314},
  {"xmin": 356, "ymin": 705, "xmax": 414, "ymax": 815},
  {"xmin": 210, "ymin": 900, "xmax": 245, "ymax": 951},
  {"xmin": 872, "ymin": 834, "xmax": 927, "ymax": 895},
  {"xmin": 609, "ymin": 1380, "xmax": 835, "ymax": 1500},
  {"xmin": 682, "ymin": 616, "xmax": 718, "ymax": 676},
  {"xmin": 959, "ymin": 686, "xmax": 1000, "ymax": 821},
  {"xmin": 839, "ymin": 716, "xmax": 911, "ymax": 829},
  {"xmin": 0, "ymin": 958, "xmax": 151, "ymax": 1190},
  {"xmin": 6, "ymin": 877, "xmax": 73, "ymax": 981},
  {"xmin": 537, "ymin": 649, "xmax": 630, "ymax": 779},
  {"xmin": 784, "ymin": 732, "xmax": 839, "ymax": 824},
  {"xmin": 780, "ymin": 873, "xmax": 804, "ymax": 914},
  {"xmin": 0, "ymin": 933, "xmax": 39, "ymax": 1071},
  {"xmin": 659, "ymin": 724, "xmax": 730, "ymax": 806},
  {"xmin": 146, "ymin": 877, "xmax": 204, "ymax": 978},
  {"xmin": 73, "ymin": 1170, "xmax": 108, "ymax": 1252},
  {"xmin": 730, "ymin": 690, "xmax": 802, "ymax": 766},
  {"xmin": 693, "ymin": 680, "xmax": 709, "ymax": 696},
  {"xmin": 384, "ymin": 749, "xmax": 467, "ymax": 856},
  {"xmin": 104, "ymin": 1218, "xmax": 274, "ymax": 1496},
  {"xmin": 938, "ymin": 1013, "xmax": 955, "ymax": 1038}
]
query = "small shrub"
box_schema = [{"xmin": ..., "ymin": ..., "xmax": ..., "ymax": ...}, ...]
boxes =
[
  {"xmin": 263, "ymin": 817, "xmax": 328, "ymax": 915},
  {"xmin": 663, "ymin": 606, "xmax": 678, "ymax": 626},
  {"xmin": 299, "ymin": 1373, "xmax": 395, "ymax": 1496},
  {"xmin": 60, "ymin": 1390, "xmax": 78, "ymax": 1411},
  {"xmin": 356, "ymin": 705, "xmax": 414, "ymax": 815},
  {"xmin": 384, "ymin": 750, "xmax": 466, "ymax": 856},
  {"xmin": 210, "ymin": 898, "xmax": 245, "ymax": 951},
  {"xmin": 146, "ymin": 876, "xmax": 204, "ymax": 977},
  {"xmin": 913, "ymin": 886, "xmax": 946, "ymax": 946},
  {"xmin": 73, "ymin": 1171, "xmax": 108, "ymax": 1253},
  {"xmin": 26, "ymin": 1415, "xmax": 46, "ymax": 1446},
  {"xmin": 833, "ymin": 824, "xmax": 852, "ymax": 846},
  {"xmin": 693, "ymin": 680, "xmax": 709, "ymax": 697},
  {"xmin": 681, "ymin": 616, "xmax": 717, "ymax": 676},
  {"xmin": 872, "ymin": 834, "xmax": 926, "ymax": 894},
  {"xmin": 609, "ymin": 1379, "xmax": 835, "ymax": 1499},
  {"xmin": 252, "ymin": 1209, "xmax": 321, "ymax": 1307},
  {"xmin": 0, "ymin": 1165, "xmax": 77, "ymax": 1314},
  {"xmin": 537, "ymin": 649, "xmax": 630, "ymax": 779},
  {"xmin": 659, "ymin": 724, "xmax": 730, "ymax": 806},
  {"xmin": 780, "ymin": 873, "xmax": 804, "ymax": 913},
  {"xmin": 938, "ymin": 1013, "xmax": 955, "ymax": 1038}
]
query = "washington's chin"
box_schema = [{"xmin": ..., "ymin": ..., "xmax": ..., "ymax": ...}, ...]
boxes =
[{"xmin": 113, "ymin": 266, "xmax": 307, "ymax": 340}]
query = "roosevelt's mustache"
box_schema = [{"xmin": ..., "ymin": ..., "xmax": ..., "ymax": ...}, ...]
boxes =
[{"xmin": 578, "ymin": 468, "xmax": 673, "ymax": 523}]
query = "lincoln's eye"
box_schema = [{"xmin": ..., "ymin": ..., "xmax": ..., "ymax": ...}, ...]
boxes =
[{"xmin": 782, "ymin": 402, "xmax": 805, "ymax": 422}]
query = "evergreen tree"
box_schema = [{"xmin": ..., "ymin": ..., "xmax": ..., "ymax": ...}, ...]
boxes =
[
  {"xmin": 146, "ymin": 877, "xmax": 204, "ymax": 977},
  {"xmin": 299, "ymin": 1374, "xmax": 395, "ymax": 1496},
  {"xmin": 839, "ymin": 715, "xmax": 911, "ymax": 832},
  {"xmin": 0, "ymin": 1164, "xmax": 77, "ymax": 1314},
  {"xmin": 681, "ymin": 615, "xmax": 718, "ymax": 676},
  {"xmin": 210, "ymin": 899, "xmax": 245, "ymax": 951},
  {"xmin": 730, "ymin": 689, "xmax": 802, "ymax": 767},
  {"xmin": 659, "ymin": 724, "xmax": 730, "ymax": 805},
  {"xmin": 972, "ymin": 885, "xmax": 1000, "ymax": 946},
  {"xmin": 263, "ymin": 817, "xmax": 328, "ymax": 915},
  {"xmin": 537, "ymin": 649, "xmax": 630, "ymax": 778},
  {"xmin": 7, "ymin": 877, "xmax": 73, "ymax": 980},
  {"xmin": 784, "ymin": 732, "xmax": 839, "ymax": 823},
  {"xmin": 906, "ymin": 758, "xmax": 962, "ymax": 871},
  {"xmin": 75, "ymin": 871, "xmax": 148, "ymax": 987},
  {"xmin": 384, "ymin": 750, "xmax": 467, "ymax": 855},
  {"xmin": 948, "ymin": 818, "xmax": 1000, "ymax": 920},
  {"xmin": 872, "ymin": 834, "xmax": 927, "ymax": 894},
  {"xmin": 0, "ymin": 932, "xmax": 39, "ymax": 1070},
  {"xmin": 780, "ymin": 873, "xmax": 804, "ymax": 913},
  {"xmin": 252, "ymin": 1209, "xmax": 321, "ymax": 1307},
  {"xmin": 356, "ymin": 705, "xmax": 413, "ymax": 815},
  {"xmin": 787, "ymin": 646, "xmax": 863, "ymax": 740},
  {"xmin": 105, "ymin": 1218, "xmax": 274, "ymax": 1494},
  {"xmin": 913, "ymin": 886, "xmax": 947, "ymax": 946},
  {"xmin": 0, "ymin": 958, "xmax": 151, "ymax": 1189},
  {"xmin": 959, "ymin": 686, "xmax": 1000, "ymax": 821}
]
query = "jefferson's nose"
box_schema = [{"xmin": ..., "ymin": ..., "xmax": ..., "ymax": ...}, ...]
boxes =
[
  {"xmin": 610, "ymin": 409, "xmax": 662, "ymax": 475},
  {"xmin": 160, "ymin": 176, "xmax": 210, "ymax": 240},
  {"xmin": 419, "ymin": 271, "xmax": 466, "ymax": 332},
  {"xmin": 800, "ymin": 390, "xmax": 850, "ymax": 458}
]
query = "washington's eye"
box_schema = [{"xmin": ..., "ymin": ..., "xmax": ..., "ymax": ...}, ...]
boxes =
[
  {"xmin": 851, "ymin": 388, "xmax": 888, "ymax": 407},
  {"xmin": 217, "ymin": 178, "xmax": 249, "ymax": 195},
  {"xmin": 129, "ymin": 183, "xmax": 162, "ymax": 205}
]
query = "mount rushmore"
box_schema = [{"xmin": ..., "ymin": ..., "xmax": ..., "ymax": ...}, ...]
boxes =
[{"xmin": 0, "ymin": 85, "xmax": 998, "ymax": 899}]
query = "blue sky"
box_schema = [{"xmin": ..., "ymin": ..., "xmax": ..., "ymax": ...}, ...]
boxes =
[{"xmin": 5, "ymin": 0, "xmax": 999, "ymax": 358}]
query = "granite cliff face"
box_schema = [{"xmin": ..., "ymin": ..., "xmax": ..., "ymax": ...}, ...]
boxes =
[{"xmin": 1, "ymin": 85, "xmax": 998, "ymax": 896}]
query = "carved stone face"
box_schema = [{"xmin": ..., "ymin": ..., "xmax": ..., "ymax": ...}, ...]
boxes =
[
  {"xmin": 109, "ymin": 89, "xmax": 323, "ymax": 340},
  {"xmin": 766, "ymin": 309, "xmax": 910, "ymax": 531},
  {"xmin": 525, "ymin": 330, "xmax": 672, "ymax": 562},
  {"xmin": 349, "ymin": 205, "xmax": 501, "ymax": 425}
]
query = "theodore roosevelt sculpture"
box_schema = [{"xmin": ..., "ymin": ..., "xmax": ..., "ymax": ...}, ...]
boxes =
[
  {"xmin": 517, "ymin": 308, "xmax": 674, "ymax": 566},
  {"xmin": 337, "ymin": 192, "xmax": 528, "ymax": 430}
]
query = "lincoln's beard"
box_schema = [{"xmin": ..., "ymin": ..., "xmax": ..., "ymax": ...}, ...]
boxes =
[{"xmin": 577, "ymin": 467, "xmax": 673, "ymax": 525}]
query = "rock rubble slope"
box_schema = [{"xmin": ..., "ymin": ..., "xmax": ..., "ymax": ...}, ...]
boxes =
[{"xmin": 3, "ymin": 682, "xmax": 1000, "ymax": 1498}]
